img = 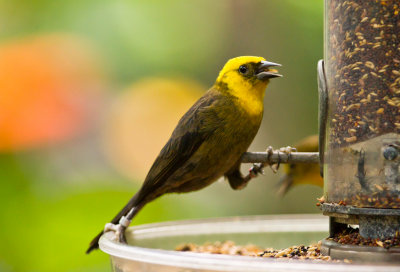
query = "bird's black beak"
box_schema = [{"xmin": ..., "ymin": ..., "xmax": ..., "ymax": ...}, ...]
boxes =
[{"xmin": 256, "ymin": 61, "xmax": 282, "ymax": 80}]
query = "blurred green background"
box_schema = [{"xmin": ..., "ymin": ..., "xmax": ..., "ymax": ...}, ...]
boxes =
[{"xmin": 0, "ymin": 0, "xmax": 323, "ymax": 271}]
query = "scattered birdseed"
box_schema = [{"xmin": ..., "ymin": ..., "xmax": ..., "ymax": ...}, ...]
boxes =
[
  {"xmin": 175, "ymin": 240, "xmax": 333, "ymax": 261},
  {"xmin": 175, "ymin": 241, "xmax": 261, "ymax": 256},
  {"xmin": 316, "ymin": 196, "xmax": 326, "ymax": 207}
]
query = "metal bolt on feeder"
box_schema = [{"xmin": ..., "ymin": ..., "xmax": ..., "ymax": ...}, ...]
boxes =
[{"xmin": 319, "ymin": 0, "xmax": 400, "ymax": 262}]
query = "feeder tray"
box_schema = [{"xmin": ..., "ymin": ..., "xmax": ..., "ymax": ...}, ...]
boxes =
[{"xmin": 99, "ymin": 214, "xmax": 400, "ymax": 271}]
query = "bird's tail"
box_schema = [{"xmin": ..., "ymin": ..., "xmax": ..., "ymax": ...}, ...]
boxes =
[{"xmin": 86, "ymin": 192, "xmax": 142, "ymax": 254}]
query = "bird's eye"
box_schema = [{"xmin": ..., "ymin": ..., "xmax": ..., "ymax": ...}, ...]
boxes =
[{"xmin": 238, "ymin": 65, "xmax": 248, "ymax": 75}]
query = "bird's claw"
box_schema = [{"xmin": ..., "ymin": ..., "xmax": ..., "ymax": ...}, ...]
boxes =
[
  {"xmin": 279, "ymin": 146, "xmax": 297, "ymax": 154},
  {"xmin": 103, "ymin": 216, "xmax": 132, "ymax": 244},
  {"xmin": 266, "ymin": 146, "xmax": 279, "ymax": 173},
  {"xmin": 266, "ymin": 146, "xmax": 274, "ymax": 157},
  {"xmin": 249, "ymin": 163, "xmax": 264, "ymax": 178},
  {"xmin": 266, "ymin": 146, "xmax": 297, "ymax": 173}
]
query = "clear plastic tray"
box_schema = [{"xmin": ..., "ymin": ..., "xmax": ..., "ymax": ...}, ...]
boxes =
[{"xmin": 99, "ymin": 214, "xmax": 399, "ymax": 271}]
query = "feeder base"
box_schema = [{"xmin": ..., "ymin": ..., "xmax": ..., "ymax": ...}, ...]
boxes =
[
  {"xmin": 320, "ymin": 203, "xmax": 400, "ymax": 239},
  {"xmin": 321, "ymin": 239, "xmax": 400, "ymax": 263}
]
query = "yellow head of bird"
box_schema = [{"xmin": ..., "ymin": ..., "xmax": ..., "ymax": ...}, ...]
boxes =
[
  {"xmin": 215, "ymin": 56, "xmax": 282, "ymax": 114},
  {"xmin": 216, "ymin": 56, "xmax": 281, "ymax": 98}
]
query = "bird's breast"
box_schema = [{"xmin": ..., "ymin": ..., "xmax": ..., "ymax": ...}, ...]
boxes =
[
  {"xmin": 235, "ymin": 95, "xmax": 264, "ymax": 117},
  {"xmin": 205, "ymin": 102, "xmax": 262, "ymax": 168}
]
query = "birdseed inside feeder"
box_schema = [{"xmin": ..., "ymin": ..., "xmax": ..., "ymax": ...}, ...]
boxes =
[{"xmin": 319, "ymin": 0, "xmax": 400, "ymax": 262}]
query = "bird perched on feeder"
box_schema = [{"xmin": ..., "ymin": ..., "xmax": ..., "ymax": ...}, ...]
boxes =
[
  {"xmin": 87, "ymin": 56, "xmax": 282, "ymax": 253},
  {"xmin": 278, "ymin": 135, "xmax": 323, "ymax": 195}
]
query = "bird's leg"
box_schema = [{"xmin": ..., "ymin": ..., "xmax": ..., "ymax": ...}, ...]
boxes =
[
  {"xmin": 103, "ymin": 206, "xmax": 141, "ymax": 244},
  {"xmin": 104, "ymin": 216, "xmax": 131, "ymax": 244},
  {"xmin": 237, "ymin": 147, "xmax": 274, "ymax": 183},
  {"xmin": 226, "ymin": 160, "xmax": 264, "ymax": 190},
  {"xmin": 226, "ymin": 167, "xmax": 253, "ymax": 190},
  {"xmin": 227, "ymin": 146, "xmax": 297, "ymax": 190},
  {"xmin": 240, "ymin": 146, "xmax": 274, "ymax": 179}
]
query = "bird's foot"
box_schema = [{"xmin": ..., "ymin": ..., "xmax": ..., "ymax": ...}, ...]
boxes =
[
  {"xmin": 279, "ymin": 146, "xmax": 297, "ymax": 155},
  {"xmin": 249, "ymin": 163, "xmax": 264, "ymax": 178},
  {"xmin": 266, "ymin": 146, "xmax": 279, "ymax": 173},
  {"xmin": 266, "ymin": 146, "xmax": 297, "ymax": 173},
  {"xmin": 246, "ymin": 145, "xmax": 297, "ymax": 177},
  {"xmin": 104, "ymin": 216, "xmax": 132, "ymax": 244}
]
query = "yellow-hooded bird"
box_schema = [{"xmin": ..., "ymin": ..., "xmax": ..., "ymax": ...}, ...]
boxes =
[
  {"xmin": 278, "ymin": 135, "xmax": 323, "ymax": 195},
  {"xmin": 87, "ymin": 56, "xmax": 281, "ymax": 253}
]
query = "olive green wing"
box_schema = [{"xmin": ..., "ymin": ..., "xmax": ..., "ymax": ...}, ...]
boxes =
[{"xmin": 136, "ymin": 89, "xmax": 225, "ymax": 202}]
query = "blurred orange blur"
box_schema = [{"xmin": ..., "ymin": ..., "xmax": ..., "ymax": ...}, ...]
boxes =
[{"xmin": 0, "ymin": 34, "xmax": 107, "ymax": 151}]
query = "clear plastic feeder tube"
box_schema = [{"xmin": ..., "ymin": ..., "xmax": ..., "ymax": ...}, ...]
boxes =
[{"xmin": 324, "ymin": 0, "xmax": 400, "ymax": 208}]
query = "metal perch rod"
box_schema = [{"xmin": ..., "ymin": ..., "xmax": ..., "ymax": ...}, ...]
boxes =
[{"xmin": 241, "ymin": 151, "xmax": 320, "ymax": 164}]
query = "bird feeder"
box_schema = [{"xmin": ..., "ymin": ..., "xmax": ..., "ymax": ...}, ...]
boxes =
[{"xmin": 319, "ymin": 0, "xmax": 400, "ymax": 261}]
